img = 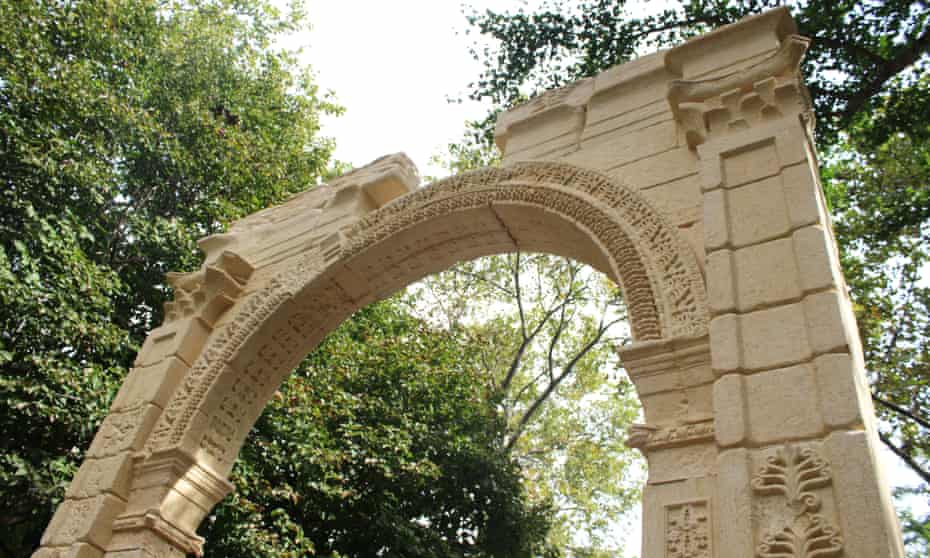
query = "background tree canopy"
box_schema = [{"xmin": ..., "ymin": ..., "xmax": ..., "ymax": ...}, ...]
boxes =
[{"xmin": 459, "ymin": 0, "xmax": 929, "ymax": 554}]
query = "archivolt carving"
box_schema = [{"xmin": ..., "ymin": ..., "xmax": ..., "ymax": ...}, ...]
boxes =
[
  {"xmin": 148, "ymin": 161, "xmax": 708, "ymax": 467},
  {"xmin": 345, "ymin": 162, "xmax": 707, "ymax": 340}
]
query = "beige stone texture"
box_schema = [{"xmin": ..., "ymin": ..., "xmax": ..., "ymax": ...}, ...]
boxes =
[
  {"xmin": 792, "ymin": 224, "xmax": 839, "ymax": 292},
  {"xmin": 87, "ymin": 404, "xmax": 161, "ymax": 459},
  {"xmin": 740, "ymin": 302, "xmax": 813, "ymax": 370},
  {"xmin": 712, "ymin": 374, "xmax": 746, "ymax": 447},
  {"xmin": 708, "ymin": 314, "xmax": 740, "ymax": 374},
  {"xmin": 815, "ymin": 352, "xmax": 870, "ymax": 430},
  {"xmin": 36, "ymin": 7, "xmax": 905, "ymax": 558},
  {"xmin": 825, "ymin": 431, "xmax": 907, "ymax": 558},
  {"xmin": 702, "ymin": 188, "xmax": 728, "ymax": 252},
  {"xmin": 744, "ymin": 363, "xmax": 825, "ymax": 443},
  {"xmin": 726, "ymin": 175, "xmax": 792, "ymax": 247},
  {"xmin": 645, "ymin": 443, "xmax": 718, "ymax": 485},
  {"xmin": 66, "ymin": 453, "xmax": 134, "ymax": 501},
  {"xmin": 133, "ymin": 318, "xmax": 211, "ymax": 368},
  {"xmin": 42, "ymin": 494, "xmax": 125, "ymax": 548},
  {"xmin": 559, "ymin": 119, "xmax": 679, "ymax": 171},
  {"xmin": 782, "ymin": 161, "xmax": 823, "ymax": 228},
  {"xmin": 732, "ymin": 236, "xmax": 802, "ymax": 311},
  {"xmin": 63, "ymin": 544, "xmax": 104, "ymax": 558},
  {"xmin": 608, "ymin": 146, "xmax": 697, "ymax": 191},
  {"xmin": 803, "ymin": 289, "xmax": 853, "ymax": 354},
  {"xmin": 714, "ymin": 449, "xmax": 754, "ymax": 558},
  {"xmin": 110, "ymin": 358, "xmax": 188, "ymax": 412},
  {"xmin": 640, "ymin": 477, "xmax": 715, "ymax": 558},
  {"xmin": 721, "ymin": 140, "xmax": 780, "ymax": 188}
]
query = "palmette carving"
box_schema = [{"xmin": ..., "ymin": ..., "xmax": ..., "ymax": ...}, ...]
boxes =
[{"xmin": 751, "ymin": 445, "xmax": 844, "ymax": 558}]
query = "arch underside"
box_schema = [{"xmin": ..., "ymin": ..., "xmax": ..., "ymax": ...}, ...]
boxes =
[{"xmin": 146, "ymin": 162, "xmax": 709, "ymax": 478}]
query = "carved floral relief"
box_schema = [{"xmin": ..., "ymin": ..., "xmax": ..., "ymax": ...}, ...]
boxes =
[{"xmin": 751, "ymin": 445, "xmax": 844, "ymax": 558}]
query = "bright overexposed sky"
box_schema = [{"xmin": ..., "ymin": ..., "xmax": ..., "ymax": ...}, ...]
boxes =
[{"xmin": 284, "ymin": 1, "xmax": 518, "ymax": 178}]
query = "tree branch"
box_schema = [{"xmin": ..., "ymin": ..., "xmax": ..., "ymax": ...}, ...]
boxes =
[
  {"xmin": 872, "ymin": 393, "xmax": 930, "ymax": 431},
  {"xmin": 839, "ymin": 25, "xmax": 930, "ymax": 122},
  {"xmin": 506, "ymin": 317, "xmax": 619, "ymax": 451},
  {"xmin": 878, "ymin": 432, "xmax": 930, "ymax": 485}
]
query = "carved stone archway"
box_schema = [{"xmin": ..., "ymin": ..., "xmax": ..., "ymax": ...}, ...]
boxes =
[{"xmin": 35, "ymin": 7, "xmax": 904, "ymax": 558}]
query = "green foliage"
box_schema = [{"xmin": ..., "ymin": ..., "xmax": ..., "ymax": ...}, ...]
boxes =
[
  {"xmin": 407, "ymin": 253, "xmax": 643, "ymax": 553},
  {"xmin": 465, "ymin": 0, "xmax": 930, "ymax": 145},
  {"xmin": 0, "ymin": 0, "xmax": 333, "ymax": 554},
  {"xmin": 1, "ymin": 2, "xmax": 556, "ymax": 557},
  {"xmin": 201, "ymin": 301, "xmax": 554, "ymax": 558}
]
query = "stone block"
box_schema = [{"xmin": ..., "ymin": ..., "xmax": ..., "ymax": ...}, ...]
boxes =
[
  {"xmin": 744, "ymin": 363, "xmax": 824, "ymax": 443},
  {"xmin": 709, "ymin": 314, "xmax": 740, "ymax": 374},
  {"xmin": 727, "ymin": 176, "xmax": 791, "ymax": 247},
  {"xmin": 721, "ymin": 140, "xmax": 779, "ymax": 188},
  {"xmin": 583, "ymin": 99, "xmax": 670, "ymax": 142},
  {"xmin": 65, "ymin": 452, "xmax": 134, "ymax": 501},
  {"xmin": 502, "ymin": 105, "xmax": 587, "ymax": 156},
  {"xmin": 772, "ymin": 127, "xmax": 809, "ymax": 167},
  {"xmin": 715, "ymin": 448, "xmax": 754, "ymax": 558},
  {"xmin": 87, "ymin": 404, "xmax": 161, "ymax": 459},
  {"xmin": 815, "ymin": 353, "xmax": 869, "ymax": 430},
  {"xmin": 645, "ymin": 443, "xmax": 717, "ymax": 484},
  {"xmin": 62, "ymin": 543, "xmax": 103, "ymax": 558},
  {"xmin": 41, "ymin": 494, "xmax": 125, "ymax": 548},
  {"xmin": 134, "ymin": 318, "xmax": 211, "ymax": 368},
  {"xmin": 713, "ymin": 374, "xmax": 746, "ymax": 447},
  {"xmin": 792, "ymin": 225, "xmax": 838, "ymax": 292},
  {"xmin": 706, "ymin": 249, "xmax": 736, "ymax": 315},
  {"xmin": 733, "ymin": 237, "xmax": 802, "ymax": 311},
  {"xmin": 562, "ymin": 119, "xmax": 678, "ymax": 171},
  {"xmin": 782, "ymin": 162, "xmax": 822, "ymax": 228},
  {"xmin": 111, "ymin": 358, "xmax": 188, "ymax": 412},
  {"xmin": 803, "ymin": 290, "xmax": 851, "ymax": 354},
  {"xmin": 825, "ymin": 431, "xmax": 907, "ymax": 558},
  {"xmin": 703, "ymin": 189, "xmax": 728, "ymax": 251},
  {"xmin": 740, "ymin": 302, "xmax": 812, "ymax": 370},
  {"xmin": 608, "ymin": 145, "xmax": 697, "ymax": 190},
  {"xmin": 639, "ymin": 175, "xmax": 702, "ymax": 223}
]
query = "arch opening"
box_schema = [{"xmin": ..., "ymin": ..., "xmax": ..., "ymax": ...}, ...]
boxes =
[
  {"xmin": 56, "ymin": 162, "xmax": 708, "ymax": 558},
  {"xmin": 149, "ymin": 163, "xmax": 707, "ymax": 479}
]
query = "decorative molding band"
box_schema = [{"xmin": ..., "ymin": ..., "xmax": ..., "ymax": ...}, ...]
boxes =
[
  {"xmin": 667, "ymin": 35, "xmax": 812, "ymax": 148},
  {"xmin": 111, "ymin": 511, "xmax": 204, "ymax": 557},
  {"xmin": 626, "ymin": 420, "xmax": 715, "ymax": 451},
  {"xmin": 618, "ymin": 333, "xmax": 711, "ymax": 379}
]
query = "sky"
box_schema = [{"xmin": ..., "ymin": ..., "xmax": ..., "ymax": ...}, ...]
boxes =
[{"xmin": 286, "ymin": 1, "xmax": 513, "ymax": 178}]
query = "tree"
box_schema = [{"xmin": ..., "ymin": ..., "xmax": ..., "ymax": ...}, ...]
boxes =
[
  {"xmin": 0, "ymin": 0, "xmax": 337, "ymax": 553},
  {"xmin": 0, "ymin": 1, "xmax": 553, "ymax": 556},
  {"xmin": 459, "ymin": 0, "xmax": 930, "ymax": 553},
  {"xmin": 405, "ymin": 242, "xmax": 643, "ymax": 554},
  {"xmin": 200, "ymin": 301, "xmax": 554, "ymax": 558}
]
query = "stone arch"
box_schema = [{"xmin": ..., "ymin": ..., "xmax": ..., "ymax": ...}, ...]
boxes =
[
  {"xmin": 150, "ymin": 161, "xmax": 708, "ymax": 475},
  {"xmin": 35, "ymin": 10, "xmax": 906, "ymax": 558},
  {"xmin": 48, "ymin": 160, "xmax": 707, "ymax": 557}
]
